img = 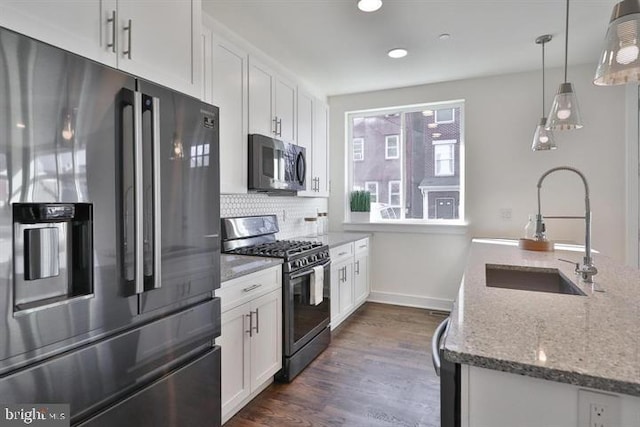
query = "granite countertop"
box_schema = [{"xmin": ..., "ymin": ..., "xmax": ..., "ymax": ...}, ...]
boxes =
[
  {"xmin": 221, "ymin": 254, "xmax": 283, "ymax": 282},
  {"xmin": 444, "ymin": 238, "xmax": 640, "ymax": 396},
  {"xmin": 303, "ymin": 232, "xmax": 372, "ymax": 247}
]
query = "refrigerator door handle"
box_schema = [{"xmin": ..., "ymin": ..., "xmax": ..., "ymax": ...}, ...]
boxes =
[
  {"xmin": 133, "ymin": 91, "xmax": 144, "ymax": 295},
  {"xmin": 151, "ymin": 96, "xmax": 162, "ymax": 290},
  {"xmin": 432, "ymin": 317, "xmax": 450, "ymax": 377}
]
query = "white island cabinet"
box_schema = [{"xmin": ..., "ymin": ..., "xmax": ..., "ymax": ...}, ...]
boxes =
[
  {"xmin": 0, "ymin": 0, "xmax": 202, "ymax": 97},
  {"xmin": 216, "ymin": 265, "xmax": 282, "ymax": 424}
]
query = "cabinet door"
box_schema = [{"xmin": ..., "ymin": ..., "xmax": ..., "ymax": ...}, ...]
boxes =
[
  {"xmin": 340, "ymin": 262, "xmax": 354, "ymax": 315},
  {"xmin": 274, "ymin": 76, "xmax": 296, "ymax": 143},
  {"xmin": 249, "ymin": 289, "xmax": 282, "ymax": 388},
  {"xmin": 211, "ymin": 34, "xmax": 249, "ymax": 194},
  {"xmin": 0, "ymin": 0, "xmax": 117, "ymax": 67},
  {"xmin": 313, "ymin": 99, "xmax": 330, "ymax": 196},
  {"xmin": 354, "ymin": 253, "xmax": 369, "ymax": 305},
  {"xmin": 219, "ymin": 303, "xmax": 251, "ymax": 421},
  {"xmin": 329, "ymin": 261, "xmax": 342, "ymax": 329},
  {"xmin": 248, "ymin": 58, "xmax": 275, "ymax": 136},
  {"xmin": 116, "ymin": 0, "xmax": 201, "ymax": 97},
  {"xmin": 297, "ymin": 89, "xmax": 314, "ymax": 196}
]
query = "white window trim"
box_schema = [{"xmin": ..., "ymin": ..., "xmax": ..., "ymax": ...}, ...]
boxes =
[
  {"xmin": 388, "ymin": 180, "xmax": 401, "ymax": 207},
  {"xmin": 385, "ymin": 135, "xmax": 400, "ymax": 160},
  {"xmin": 435, "ymin": 108, "xmax": 455, "ymax": 124},
  {"xmin": 353, "ymin": 138, "xmax": 364, "ymax": 162},
  {"xmin": 365, "ymin": 181, "xmax": 379, "ymax": 203},
  {"xmin": 434, "ymin": 143, "xmax": 455, "ymax": 177},
  {"xmin": 345, "ymin": 99, "xmax": 465, "ymax": 225}
]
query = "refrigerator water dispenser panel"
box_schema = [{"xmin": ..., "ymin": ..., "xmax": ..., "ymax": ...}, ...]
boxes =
[{"xmin": 13, "ymin": 203, "xmax": 94, "ymax": 313}]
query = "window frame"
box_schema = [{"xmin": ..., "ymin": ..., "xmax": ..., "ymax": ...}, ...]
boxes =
[
  {"xmin": 435, "ymin": 108, "xmax": 455, "ymax": 124},
  {"xmin": 433, "ymin": 139, "xmax": 456, "ymax": 177},
  {"xmin": 365, "ymin": 181, "xmax": 379, "ymax": 203},
  {"xmin": 346, "ymin": 100, "xmax": 465, "ymax": 225},
  {"xmin": 388, "ymin": 180, "xmax": 401, "ymax": 207},
  {"xmin": 353, "ymin": 138, "xmax": 364, "ymax": 162},
  {"xmin": 385, "ymin": 135, "xmax": 400, "ymax": 160}
]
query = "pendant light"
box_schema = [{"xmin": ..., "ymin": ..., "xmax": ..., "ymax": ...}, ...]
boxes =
[
  {"xmin": 594, "ymin": 0, "xmax": 640, "ymax": 85},
  {"xmin": 546, "ymin": 0, "xmax": 583, "ymax": 131},
  {"xmin": 532, "ymin": 35, "xmax": 557, "ymax": 151}
]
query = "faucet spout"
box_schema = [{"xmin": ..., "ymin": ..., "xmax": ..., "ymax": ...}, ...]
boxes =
[{"xmin": 536, "ymin": 166, "xmax": 597, "ymax": 284}]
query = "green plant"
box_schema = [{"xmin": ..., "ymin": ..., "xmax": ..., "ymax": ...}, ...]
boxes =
[{"xmin": 350, "ymin": 191, "xmax": 371, "ymax": 212}]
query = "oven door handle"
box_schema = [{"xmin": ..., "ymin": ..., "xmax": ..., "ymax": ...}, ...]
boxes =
[
  {"xmin": 289, "ymin": 259, "xmax": 331, "ymax": 280},
  {"xmin": 432, "ymin": 317, "xmax": 450, "ymax": 377}
]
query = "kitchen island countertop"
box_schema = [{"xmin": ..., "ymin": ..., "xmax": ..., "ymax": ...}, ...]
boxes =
[
  {"xmin": 221, "ymin": 254, "xmax": 283, "ymax": 282},
  {"xmin": 444, "ymin": 238, "xmax": 640, "ymax": 396}
]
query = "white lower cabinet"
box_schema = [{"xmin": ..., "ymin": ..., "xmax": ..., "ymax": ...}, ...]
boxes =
[
  {"xmin": 216, "ymin": 266, "xmax": 282, "ymax": 424},
  {"xmin": 330, "ymin": 238, "xmax": 370, "ymax": 330}
]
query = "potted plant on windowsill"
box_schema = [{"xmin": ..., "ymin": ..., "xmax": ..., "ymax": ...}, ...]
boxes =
[{"xmin": 349, "ymin": 190, "xmax": 370, "ymax": 222}]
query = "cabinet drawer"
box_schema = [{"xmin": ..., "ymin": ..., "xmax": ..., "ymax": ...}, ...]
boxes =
[
  {"xmin": 330, "ymin": 243, "xmax": 353, "ymax": 263},
  {"xmin": 354, "ymin": 238, "xmax": 369, "ymax": 255},
  {"xmin": 217, "ymin": 266, "xmax": 281, "ymax": 312}
]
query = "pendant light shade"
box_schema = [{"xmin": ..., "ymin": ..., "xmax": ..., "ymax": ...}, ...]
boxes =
[
  {"xmin": 532, "ymin": 35, "xmax": 557, "ymax": 151},
  {"xmin": 546, "ymin": 0, "xmax": 583, "ymax": 131},
  {"xmin": 594, "ymin": 0, "xmax": 640, "ymax": 85}
]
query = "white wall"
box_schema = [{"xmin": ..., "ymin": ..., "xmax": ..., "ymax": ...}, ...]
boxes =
[{"xmin": 328, "ymin": 64, "xmax": 627, "ymax": 308}]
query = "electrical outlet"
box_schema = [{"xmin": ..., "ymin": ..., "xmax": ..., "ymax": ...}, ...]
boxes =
[
  {"xmin": 499, "ymin": 208, "xmax": 512, "ymax": 221},
  {"xmin": 578, "ymin": 389, "xmax": 620, "ymax": 427}
]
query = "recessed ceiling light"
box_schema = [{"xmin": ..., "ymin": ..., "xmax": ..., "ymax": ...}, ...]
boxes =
[
  {"xmin": 422, "ymin": 110, "xmax": 434, "ymax": 117},
  {"xmin": 438, "ymin": 33, "xmax": 451, "ymax": 40},
  {"xmin": 387, "ymin": 48, "xmax": 407, "ymax": 59},
  {"xmin": 432, "ymin": 132, "xmax": 442, "ymax": 138},
  {"xmin": 357, "ymin": 0, "xmax": 382, "ymax": 12},
  {"xmin": 427, "ymin": 123, "xmax": 438, "ymax": 129}
]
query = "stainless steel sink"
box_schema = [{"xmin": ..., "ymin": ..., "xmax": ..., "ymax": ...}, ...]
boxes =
[{"xmin": 485, "ymin": 264, "xmax": 586, "ymax": 296}]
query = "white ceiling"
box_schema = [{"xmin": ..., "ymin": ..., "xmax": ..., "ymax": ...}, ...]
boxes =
[{"xmin": 202, "ymin": 0, "xmax": 618, "ymax": 96}]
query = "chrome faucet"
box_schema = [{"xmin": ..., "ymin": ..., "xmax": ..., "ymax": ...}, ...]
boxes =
[{"xmin": 535, "ymin": 166, "xmax": 598, "ymax": 284}]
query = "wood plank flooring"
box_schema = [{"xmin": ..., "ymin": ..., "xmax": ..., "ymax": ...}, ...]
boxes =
[{"xmin": 225, "ymin": 302, "xmax": 447, "ymax": 427}]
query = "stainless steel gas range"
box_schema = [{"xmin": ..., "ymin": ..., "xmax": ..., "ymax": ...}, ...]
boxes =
[{"xmin": 221, "ymin": 215, "xmax": 331, "ymax": 381}]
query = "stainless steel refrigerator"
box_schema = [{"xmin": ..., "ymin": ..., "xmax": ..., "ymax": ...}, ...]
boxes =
[{"xmin": 0, "ymin": 26, "xmax": 221, "ymax": 426}]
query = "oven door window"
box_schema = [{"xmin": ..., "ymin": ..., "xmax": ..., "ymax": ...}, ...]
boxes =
[{"xmin": 291, "ymin": 270, "xmax": 329, "ymax": 345}]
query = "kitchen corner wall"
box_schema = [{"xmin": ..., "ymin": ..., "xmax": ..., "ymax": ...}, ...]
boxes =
[
  {"xmin": 329, "ymin": 63, "xmax": 627, "ymax": 309},
  {"xmin": 221, "ymin": 194, "xmax": 328, "ymax": 239}
]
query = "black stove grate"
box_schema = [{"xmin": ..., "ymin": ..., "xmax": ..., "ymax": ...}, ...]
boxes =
[{"xmin": 227, "ymin": 240, "xmax": 323, "ymax": 259}]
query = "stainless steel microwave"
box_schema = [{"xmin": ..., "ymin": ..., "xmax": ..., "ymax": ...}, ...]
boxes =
[{"xmin": 248, "ymin": 134, "xmax": 306, "ymax": 193}]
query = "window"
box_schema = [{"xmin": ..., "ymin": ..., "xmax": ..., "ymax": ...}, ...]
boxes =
[
  {"xmin": 365, "ymin": 181, "xmax": 379, "ymax": 203},
  {"xmin": 435, "ymin": 108, "xmax": 455, "ymax": 124},
  {"xmin": 385, "ymin": 135, "xmax": 399, "ymax": 159},
  {"xmin": 388, "ymin": 180, "xmax": 401, "ymax": 206},
  {"xmin": 347, "ymin": 100, "xmax": 464, "ymax": 222},
  {"xmin": 353, "ymin": 138, "xmax": 364, "ymax": 161},
  {"xmin": 433, "ymin": 140, "xmax": 455, "ymax": 176}
]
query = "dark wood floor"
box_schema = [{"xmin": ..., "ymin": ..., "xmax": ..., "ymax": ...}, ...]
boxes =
[{"xmin": 225, "ymin": 302, "xmax": 446, "ymax": 427}]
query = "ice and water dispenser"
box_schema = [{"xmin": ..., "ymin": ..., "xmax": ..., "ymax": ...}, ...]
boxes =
[{"xmin": 13, "ymin": 203, "xmax": 93, "ymax": 312}]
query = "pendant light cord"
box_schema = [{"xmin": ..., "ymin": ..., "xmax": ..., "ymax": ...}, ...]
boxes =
[
  {"xmin": 542, "ymin": 41, "xmax": 546, "ymax": 116},
  {"xmin": 564, "ymin": 0, "xmax": 569, "ymax": 83}
]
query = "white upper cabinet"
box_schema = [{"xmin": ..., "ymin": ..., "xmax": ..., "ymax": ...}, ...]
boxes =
[
  {"xmin": 248, "ymin": 57, "xmax": 296, "ymax": 143},
  {"xmin": 207, "ymin": 30, "xmax": 249, "ymax": 193},
  {"xmin": 0, "ymin": 0, "xmax": 202, "ymax": 97},
  {"xmin": 0, "ymin": 0, "xmax": 118, "ymax": 67},
  {"xmin": 296, "ymin": 89, "xmax": 314, "ymax": 196},
  {"xmin": 312, "ymin": 99, "xmax": 330, "ymax": 196},
  {"xmin": 115, "ymin": 0, "xmax": 202, "ymax": 97}
]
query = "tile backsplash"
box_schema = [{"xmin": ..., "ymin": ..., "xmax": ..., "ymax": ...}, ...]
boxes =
[{"xmin": 221, "ymin": 194, "xmax": 328, "ymax": 239}]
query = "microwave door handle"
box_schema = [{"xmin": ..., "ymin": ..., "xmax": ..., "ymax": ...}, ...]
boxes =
[
  {"xmin": 133, "ymin": 91, "xmax": 144, "ymax": 295},
  {"xmin": 296, "ymin": 152, "xmax": 306, "ymax": 186}
]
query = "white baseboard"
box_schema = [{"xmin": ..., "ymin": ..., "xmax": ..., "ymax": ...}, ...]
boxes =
[{"xmin": 367, "ymin": 290, "xmax": 453, "ymax": 312}]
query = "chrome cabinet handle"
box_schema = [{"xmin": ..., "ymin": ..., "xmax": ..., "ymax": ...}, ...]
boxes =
[
  {"xmin": 272, "ymin": 117, "xmax": 278, "ymax": 135},
  {"xmin": 107, "ymin": 10, "xmax": 116, "ymax": 53},
  {"xmin": 277, "ymin": 118, "xmax": 282, "ymax": 136},
  {"xmin": 355, "ymin": 260, "xmax": 360, "ymax": 275},
  {"xmin": 359, "ymin": 244, "xmax": 367, "ymax": 249},
  {"xmin": 246, "ymin": 313, "xmax": 253, "ymax": 337},
  {"xmin": 123, "ymin": 19, "xmax": 132, "ymax": 59},
  {"xmin": 242, "ymin": 284, "xmax": 262, "ymax": 293},
  {"xmin": 338, "ymin": 251, "xmax": 347, "ymax": 256},
  {"xmin": 253, "ymin": 308, "xmax": 259, "ymax": 334}
]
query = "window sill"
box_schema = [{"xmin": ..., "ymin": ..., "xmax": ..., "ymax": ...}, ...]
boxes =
[{"xmin": 343, "ymin": 220, "xmax": 469, "ymax": 235}]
